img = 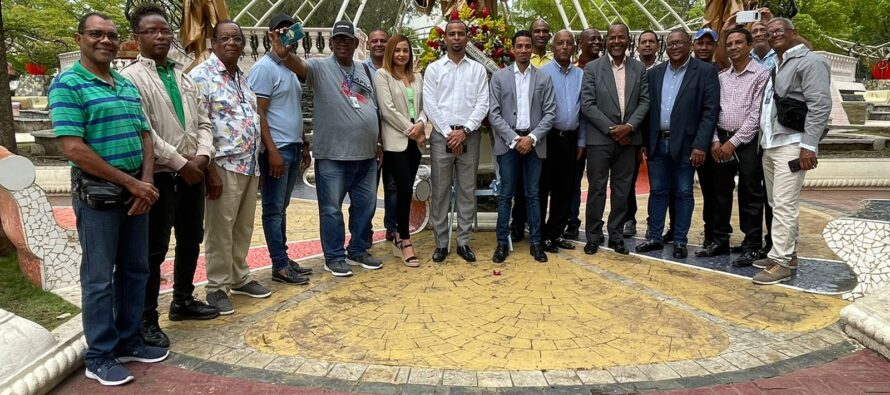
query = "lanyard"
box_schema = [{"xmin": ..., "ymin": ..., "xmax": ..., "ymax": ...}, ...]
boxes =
[{"xmin": 338, "ymin": 63, "xmax": 356, "ymax": 94}]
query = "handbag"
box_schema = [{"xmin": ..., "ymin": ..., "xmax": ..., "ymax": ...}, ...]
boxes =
[
  {"xmin": 72, "ymin": 167, "xmax": 138, "ymax": 210},
  {"xmin": 771, "ymin": 67, "xmax": 808, "ymax": 133}
]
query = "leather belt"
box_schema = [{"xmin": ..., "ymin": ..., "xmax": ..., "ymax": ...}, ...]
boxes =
[
  {"xmin": 449, "ymin": 125, "xmax": 465, "ymax": 131},
  {"xmin": 717, "ymin": 127, "xmax": 737, "ymax": 136},
  {"xmin": 553, "ymin": 128, "xmax": 578, "ymax": 137},
  {"xmin": 657, "ymin": 130, "xmax": 671, "ymax": 139},
  {"xmin": 515, "ymin": 129, "xmax": 531, "ymax": 136}
]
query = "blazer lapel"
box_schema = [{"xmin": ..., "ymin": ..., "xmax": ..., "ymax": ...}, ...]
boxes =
[
  {"xmin": 674, "ymin": 59, "xmax": 698, "ymax": 103},
  {"xmin": 624, "ymin": 62, "xmax": 636, "ymax": 106},
  {"xmin": 601, "ymin": 59, "xmax": 620, "ymax": 110},
  {"xmin": 528, "ymin": 67, "xmax": 536, "ymax": 109}
]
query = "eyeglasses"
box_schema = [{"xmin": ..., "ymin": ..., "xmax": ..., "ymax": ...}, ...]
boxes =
[
  {"xmin": 767, "ymin": 28, "xmax": 789, "ymax": 37},
  {"xmin": 666, "ymin": 40, "xmax": 690, "ymax": 48},
  {"xmin": 331, "ymin": 36, "xmax": 356, "ymax": 44},
  {"xmin": 82, "ymin": 30, "xmax": 120, "ymax": 42},
  {"xmin": 216, "ymin": 35, "xmax": 245, "ymax": 44},
  {"xmin": 137, "ymin": 28, "xmax": 174, "ymax": 37}
]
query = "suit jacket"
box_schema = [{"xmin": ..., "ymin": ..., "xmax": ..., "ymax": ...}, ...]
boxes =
[
  {"xmin": 373, "ymin": 69, "xmax": 428, "ymax": 152},
  {"xmin": 487, "ymin": 65, "xmax": 556, "ymax": 159},
  {"xmin": 580, "ymin": 56, "xmax": 649, "ymax": 146},
  {"xmin": 645, "ymin": 57, "xmax": 720, "ymax": 162}
]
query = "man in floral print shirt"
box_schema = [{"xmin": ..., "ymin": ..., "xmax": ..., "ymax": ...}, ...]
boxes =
[{"xmin": 189, "ymin": 20, "xmax": 272, "ymax": 315}]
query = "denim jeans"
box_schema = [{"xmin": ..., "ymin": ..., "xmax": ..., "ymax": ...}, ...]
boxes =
[
  {"xmin": 260, "ymin": 143, "xmax": 303, "ymax": 271},
  {"xmin": 646, "ymin": 139, "xmax": 695, "ymax": 245},
  {"xmin": 496, "ymin": 150, "xmax": 543, "ymax": 245},
  {"xmin": 74, "ymin": 195, "xmax": 149, "ymax": 363},
  {"xmin": 314, "ymin": 158, "xmax": 377, "ymax": 263}
]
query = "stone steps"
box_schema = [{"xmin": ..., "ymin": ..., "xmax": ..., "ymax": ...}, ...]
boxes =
[
  {"xmin": 13, "ymin": 118, "xmax": 52, "ymax": 134},
  {"xmin": 870, "ymin": 111, "xmax": 890, "ymax": 121}
]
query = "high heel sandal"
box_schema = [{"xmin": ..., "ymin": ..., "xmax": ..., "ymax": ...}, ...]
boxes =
[{"xmin": 395, "ymin": 239, "xmax": 420, "ymax": 267}]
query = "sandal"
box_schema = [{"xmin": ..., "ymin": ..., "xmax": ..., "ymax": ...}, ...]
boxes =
[{"xmin": 395, "ymin": 239, "xmax": 420, "ymax": 267}]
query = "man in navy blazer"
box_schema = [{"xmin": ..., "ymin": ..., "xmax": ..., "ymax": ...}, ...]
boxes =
[{"xmin": 636, "ymin": 28, "xmax": 720, "ymax": 259}]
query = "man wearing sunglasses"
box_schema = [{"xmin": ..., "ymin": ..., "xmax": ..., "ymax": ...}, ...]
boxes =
[{"xmin": 49, "ymin": 12, "xmax": 168, "ymax": 386}]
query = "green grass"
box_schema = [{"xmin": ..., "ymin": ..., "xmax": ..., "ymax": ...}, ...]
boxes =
[{"xmin": 0, "ymin": 255, "xmax": 80, "ymax": 331}]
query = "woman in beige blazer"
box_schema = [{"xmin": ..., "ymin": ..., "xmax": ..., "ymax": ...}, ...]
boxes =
[{"xmin": 374, "ymin": 34, "xmax": 427, "ymax": 267}]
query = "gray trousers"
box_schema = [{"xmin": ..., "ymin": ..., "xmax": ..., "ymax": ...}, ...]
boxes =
[
  {"xmin": 585, "ymin": 143, "xmax": 635, "ymax": 243},
  {"xmin": 430, "ymin": 131, "xmax": 481, "ymax": 249}
]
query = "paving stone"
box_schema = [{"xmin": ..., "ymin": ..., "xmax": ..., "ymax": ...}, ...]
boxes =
[
  {"xmin": 542, "ymin": 370, "xmax": 582, "ymax": 386},
  {"xmin": 352, "ymin": 381, "xmax": 401, "ymax": 394},
  {"xmin": 771, "ymin": 340, "xmax": 814, "ymax": 358},
  {"xmin": 637, "ymin": 364, "xmax": 681, "ymax": 380},
  {"xmin": 209, "ymin": 348, "xmax": 253, "ymax": 365},
  {"xmin": 360, "ymin": 364, "xmax": 400, "ymax": 383},
  {"xmin": 407, "ymin": 368, "xmax": 443, "ymax": 385},
  {"xmin": 295, "ymin": 359, "xmax": 332, "ymax": 376},
  {"xmin": 235, "ymin": 352, "xmax": 277, "ymax": 369},
  {"xmin": 722, "ymin": 351, "xmax": 765, "ymax": 370},
  {"xmin": 510, "ymin": 370, "xmax": 548, "ymax": 387},
  {"xmin": 327, "ymin": 362, "xmax": 367, "ymax": 381},
  {"xmin": 606, "ymin": 365, "xmax": 649, "ymax": 383},
  {"xmin": 476, "ymin": 370, "xmax": 512, "ymax": 387},
  {"xmin": 442, "ymin": 369, "xmax": 477, "ymax": 386},
  {"xmin": 576, "ymin": 369, "xmax": 615, "ymax": 385},
  {"xmin": 394, "ymin": 367, "xmax": 411, "ymax": 384},
  {"xmin": 665, "ymin": 360, "xmax": 710, "ymax": 378},
  {"xmin": 264, "ymin": 356, "xmax": 306, "ymax": 373},
  {"xmin": 696, "ymin": 356, "xmax": 739, "ymax": 374}
]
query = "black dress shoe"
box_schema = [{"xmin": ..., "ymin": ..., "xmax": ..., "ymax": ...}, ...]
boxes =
[
  {"xmin": 169, "ymin": 297, "xmax": 220, "ymax": 321},
  {"xmin": 635, "ymin": 240, "xmax": 664, "ymax": 253},
  {"xmin": 608, "ymin": 240, "xmax": 630, "ymax": 255},
  {"xmin": 673, "ymin": 244, "xmax": 688, "ymax": 259},
  {"xmin": 694, "ymin": 242, "xmax": 730, "ymax": 258},
  {"xmin": 563, "ymin": 223, "xmax": 580, "ymax": 239},
  {"xmin": 622, "ymin": 221, "xmax": 637, "ymax": 238},
  {"xmin": 492, "ymin": 244, "xmax": 509, "ymax": 263},
  {"xmin": 542, "ymin": 240, "xmax": 560, "ymax": 253},
  {"xmin": 140, "ymin": 317, "xmax": 170, "ymax": 348},
  {"xmin": 583, "ymin": 241, "xmax": 599, "ymax": 255},
  {"xmin": 288, "ymin": 259, "xmax": 313, "ymax": 275},
  {"xmin": 510, "ymin": 226, "xmax": 525, "ymax": 243},
  {"xmin": 758, "ymin": 245, "xmax": 772, "ymax": 259},
  {"xmin": 456, "ymin": 245, "xmax": 477, "ymax": 262},
  {"xmin": 432, "ymin": 247, "xmax": 448, "ymax": 262},
  {"xmin": 663, "ymin": 228, "xmax": 675, "ymax": 244},
  {"xmin": 732, "ymin": 249, "xmax": 760, "ymax": 267},
  {"xmin": 530, "ymin": 244, "xmax": 548, "ymax": 262},
  {"xmin": 730, "ymin": 245, "xmax": 745, "ymax": 253},
  {"xmin": 553, "ymin": 237, "xmax": 575, "ymax": 250}
]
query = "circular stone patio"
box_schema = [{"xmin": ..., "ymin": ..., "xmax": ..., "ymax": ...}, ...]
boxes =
[{"xmin": 148, "ymin": 197, "xmax": 859, "ymax": 392}]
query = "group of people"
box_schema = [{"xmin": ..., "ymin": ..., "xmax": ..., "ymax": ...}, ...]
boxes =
[{"xmin": 48, "ymin": 5, "xmax": 830, "ymax": 386}]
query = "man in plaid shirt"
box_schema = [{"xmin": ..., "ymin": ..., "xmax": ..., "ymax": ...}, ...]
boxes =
[{"xmin": 698, "ymin": 27, "xmax": 769, "ymax": 264}]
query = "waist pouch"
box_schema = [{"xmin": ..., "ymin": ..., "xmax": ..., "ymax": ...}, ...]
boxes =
[
  {"xmin": 72, "ymin": 167, "xmax": 139, "ymax": 210},
  {"xmin": 773, "ymin": 93, "xmax": 808, "ymax": 133}
]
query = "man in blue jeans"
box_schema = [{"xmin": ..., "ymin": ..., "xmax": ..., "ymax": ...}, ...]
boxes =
[
  {"xmin": 637, "ymin": 29, "xmax": 719, "ymax": 259},
  {"xmin": 248, "ymin": 14, "xmax": 313, "ymax": 285},
  {"xmin": 266, "ymin": 20, "xmax": 383, "ymax": 277},
  {"xmin": 49, "ymin": 12, "xmax": 168, "ymax": 386}
]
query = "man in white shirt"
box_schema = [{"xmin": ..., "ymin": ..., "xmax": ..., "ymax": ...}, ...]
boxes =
[
  {"xmin": 488, "ymin": 30, "xmax": 556, "ymax": 263},
  {"xmin": 423, "ymin": 19, "xmax": 490, "ymax": 263}
]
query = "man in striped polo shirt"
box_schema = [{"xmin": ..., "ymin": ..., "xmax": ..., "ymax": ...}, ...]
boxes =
[{"xmin": 49, "ymin": 12, "xmax": 169, "ymax": 386}]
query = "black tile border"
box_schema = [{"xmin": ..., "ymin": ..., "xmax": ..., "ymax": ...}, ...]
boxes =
[{"xmin": 163, "ymin": 340, "xmax": 861, "ymax": 394}]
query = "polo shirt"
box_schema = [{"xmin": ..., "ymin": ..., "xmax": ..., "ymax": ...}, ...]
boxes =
[
  {"xmin": 49, "ymin": 61, "xmax": 149, "ymax": 171},
  {"xmin": 247, "ymin": 52, "xmax": 304, "ymax": 147},
  {"xmin": 156, "ymin": 60, "xmax": 185, "ymax": 128}
]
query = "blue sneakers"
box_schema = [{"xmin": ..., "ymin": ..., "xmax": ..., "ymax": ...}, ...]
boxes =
[
  {"xmin": 85, "ymin": 358, "xmax": 134, "ymax": 386},
  {"xmin": 117, "ymin": 343, "xmax": 170, "ymax": 364}
]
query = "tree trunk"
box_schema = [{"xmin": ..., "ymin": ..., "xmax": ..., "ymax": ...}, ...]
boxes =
[{"xmin": 0, "ymin": 7, "xmax": 19, "ymax": 155}]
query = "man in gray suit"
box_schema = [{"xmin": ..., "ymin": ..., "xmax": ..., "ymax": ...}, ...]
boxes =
[
  {"xmin": 489, "ymin": 30, "xmax": 556, "ymax": 263},
  {"xmin": 581, "ymin": 22, "xmax": 650, "ymax": 256}
]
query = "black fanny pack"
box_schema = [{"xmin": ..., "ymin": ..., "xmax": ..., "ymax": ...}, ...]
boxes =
[
  {"xmin": 72, "ymin": 167, "xmax": 138, "ymax": 210},
  {"xmin": 771, "ymin": 68, "xmax": 808, "ymax": 133}
]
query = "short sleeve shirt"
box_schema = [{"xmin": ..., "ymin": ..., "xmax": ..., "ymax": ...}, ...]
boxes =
[
  {"xmin": 305, "ymin": 57, "xmax": 378, "ymax": 161},
  {"xmin": 247, "ymin": 52, "xmax": 304, "ymax": 147},
  {"xmin": 48, "ymin": 61, "xmax": 148, "ymax": 171}
]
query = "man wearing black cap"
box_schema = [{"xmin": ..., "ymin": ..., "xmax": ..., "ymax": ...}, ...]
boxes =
[
  {"xmin": 247, "ymin": 14, "xmax": 312, "ymax": 285},
  {"xmin": 267, "ymin": 20, "xmax": 384, "ymax": 278}
]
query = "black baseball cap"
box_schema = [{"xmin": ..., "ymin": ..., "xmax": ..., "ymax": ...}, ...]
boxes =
[
  {"xmin": 269, "ymin": 14, "xmax": 294, "ymax": 31},
  {"xmin": 332, "ymin": 20, "xmax": 356, "ymax": 39}
]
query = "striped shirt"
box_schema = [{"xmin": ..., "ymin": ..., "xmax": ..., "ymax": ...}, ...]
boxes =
[{"xmin": 49, "ymin": 61, "xmax": 149, "ymax": 171}]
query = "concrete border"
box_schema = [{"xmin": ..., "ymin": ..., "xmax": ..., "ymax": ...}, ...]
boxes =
[{"xmin": 0, "ymin": 315, "xmax": 85, "ymax": 395}]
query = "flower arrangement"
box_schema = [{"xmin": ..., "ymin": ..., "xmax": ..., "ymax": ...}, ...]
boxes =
[{"xmin": 418, "ymin": 2, "xmax": 514, "ymax": 71}]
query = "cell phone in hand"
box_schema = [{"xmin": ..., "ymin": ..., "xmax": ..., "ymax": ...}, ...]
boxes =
[
  {"xmin": 788, "ymin": 158, "xmax": 802, "ymax": 173},
  {"xmin": 279, "ymin": 23, "xmax": 304, "ymax": 47},
  {"xmin": 736, "ymin": 10, "xmax": 762, "ymax": 23}
]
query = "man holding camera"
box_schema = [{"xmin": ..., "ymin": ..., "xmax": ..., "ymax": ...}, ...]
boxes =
[{"xmin": 751, "ymin": 18, "xmax": 831, "ymax": 285}]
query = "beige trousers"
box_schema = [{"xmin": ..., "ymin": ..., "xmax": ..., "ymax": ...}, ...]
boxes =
[
  {"xmin": 204, "ymin": 164, "xmax": 259, "ymax": 294},
  {"xmin": 762, "ymin": 144, "xmax": 807, "ymax": 267}
]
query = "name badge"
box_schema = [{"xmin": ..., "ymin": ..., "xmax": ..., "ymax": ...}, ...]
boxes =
[{"xmin": 349, "ymin": 96, "xmax": 361, "ymax": 109}]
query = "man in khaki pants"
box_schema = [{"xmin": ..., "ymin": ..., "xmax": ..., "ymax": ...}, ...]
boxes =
[
  {"xmin": 751, "ymin": 18, "xmax": 830, "ymax": 285},
  {"xmin": 189, "ymin": 20, "xmax": 272, "ymax": 313}
]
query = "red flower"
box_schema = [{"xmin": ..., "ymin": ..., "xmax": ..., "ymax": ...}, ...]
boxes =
[
  {"xmin": 482, "ymin": 7, "xmax": 490, "ymax": 18},
  {"xmin": 481, "ymin": 24, "xmax": 490, "ymax": 32},
  {"xmin": 475, "ymin": 42, "xmax": 484, "ymax": 50},
  {"xmin": 435, "ymin": 26, "xmax": 445, "ymax": 35},
  {"xmin": 507, "ymin": 51, "xmax": 515, "ymax": 59},
  {"xmin": 469, "ymin": 1, "xmax": 478, "ymax": 9},
  {"xmin": 429, "ymin": 41, "xmax": 440, "ymax": 49},
  {"xmin": 450, "ymin": 9, "xmax": 460, "ymax": 21},
  {"xmin": 493, "ymin": 48, "xmax": 503, "ymax": 57},
  {"xmin": 470, "ymin": 25, "xmax": 478, "ymax": 35}
]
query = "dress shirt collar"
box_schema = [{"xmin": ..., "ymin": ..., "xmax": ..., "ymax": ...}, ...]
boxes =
[
  {"xmin": 513, "ymin": 62, "xmax": 532, "ymax": 76},
  {"xmin": 553, "ymin": 60, "xmax": 574, "ymax": 74},
  {"xmin": 730, "ymin": 58, "xmax": 759, "ymax": 76},
  {"xmin": 609, "ymin": 54, "xmax": 627, "ymax": 68},
  {"xmin": 208, "ymin": 52, "xmax": 243, "ymax": 76},
  {"xmin": 751, "ymin": 48, "xmax": 775, "ymax": 62},
  {"xmin": 668, "ymin": 56, "xmax": 691, "ymax": 72},
  {"xmin": 445, "ymin": 53, "xmax": 470, "ymax": 66}
]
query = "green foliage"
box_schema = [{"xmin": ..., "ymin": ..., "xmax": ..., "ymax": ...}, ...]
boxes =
[
  {"xmin": 2, "ymin": 0, "xmax": 126, "ymax": 73},
  {"xmin": 510, "ymin": 0, "xmax": 703, "ymax": 32},
  {"xmin": 0, "ymin": 255, "xmax": 80, "ymax": 331},
  {"xmin": 228, "ymin": 0, "xmax": 400, "ymax": 32}
]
